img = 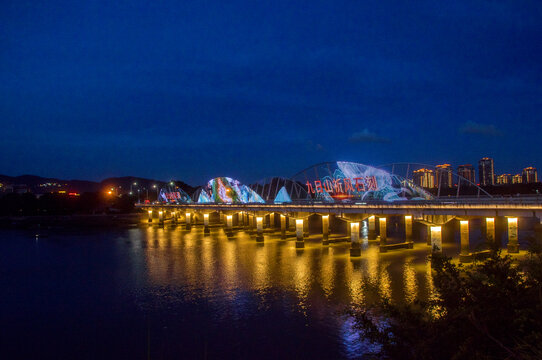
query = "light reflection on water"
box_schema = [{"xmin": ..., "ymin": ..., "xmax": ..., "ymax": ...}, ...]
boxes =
[
  {"xmin": 135, "ymin": 225, "xmax": 440, "ymax": 358},
  {"xmin": 2, "ymin": 220, "xmax": 537, "ymax": 359}
]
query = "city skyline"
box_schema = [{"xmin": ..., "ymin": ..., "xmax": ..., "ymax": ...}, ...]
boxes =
[
  {"xmin": 0, "ymin": 156, "xmax": 539, "ymax": 187},
  {"xmin": 410, "ymin": 157, "xmax": 540, "ymax": 189}
]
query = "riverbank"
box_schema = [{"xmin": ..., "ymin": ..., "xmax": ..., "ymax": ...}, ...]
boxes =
[{"xmin": 0, "ymin": 213, "xmax": 141, "ymax": 229}]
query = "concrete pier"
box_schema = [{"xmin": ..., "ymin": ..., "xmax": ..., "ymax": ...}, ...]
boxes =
[
  {"xmin": 430, "ymin": 226, "xmax": 442, "ymax": 253},
  {"xmin": 404, "ymin": 215, "xmax": 412, "ymax": 242},
  {"xmin": 295, "ymin": 219, "xmax": 304, "ymax": 248},
  {"xmin": 203, "ymin": 213, "xmax": 210, "ymax": 234},
  {"xmin": 368, "ymin": 215, "xmax": 376, "ymax": 240},
  {"xmin": 486, "ymin": 217, "xmax": 495, "ymax": 244},
  {"xmin": 269, "ymin": 213, "xmax": 275, "ymax": 230},
  {"xmin": 426, "ymin": 224, "xmax": 432, "ymax": 246},
  {"xmin": 378, "ymin": 217, "xmax": 387, "ymax": 251},
  {"xmin": 280, "ymin": 214, "xmax": 286, "ymax": 239},
  {"xmin": 256, "ymin": 216, "xmax": 264, "ymax": 242},
  {"xmin": 159, "ymin": 210, "xmax": 164, "ymax": 225},
  {"xmin": 350, "ymin": 222, "xmax": 361, "ymax": 256},
  {"xmin": 226, "ymin": 215, "xmax": 233, "ymax": 236},
  {"xmin": 322, "ymin": 215, "xmax": 329, "ymax": 245},
  {"xmin": 459, "ymin": 220, "xmax": 472, "ymax": 263},
  {"xmin": 507, "ymin": 217, "xmax": 519, "ymax": 253},
  {"xmin": 185, "ymin": 212, "xmax": 191, "ymax": 230}
]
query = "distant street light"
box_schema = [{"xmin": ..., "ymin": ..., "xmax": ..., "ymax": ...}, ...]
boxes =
[{"xmin": 152, "ymin": 184, "xmax": 159, "ymax": 201}]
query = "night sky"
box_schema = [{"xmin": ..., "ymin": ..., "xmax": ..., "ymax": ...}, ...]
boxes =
[{"xmin": 1, "ymin": 1, "xmax": 541, "ymax": 185}]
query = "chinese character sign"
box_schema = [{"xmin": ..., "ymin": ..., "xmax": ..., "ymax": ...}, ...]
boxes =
[{"xmin": 298, "ymin": 161, "xmax": 431, "ymax": 202}]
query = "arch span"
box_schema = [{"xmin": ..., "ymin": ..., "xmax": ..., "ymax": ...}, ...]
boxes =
[{"xmin": 290, "ymin": 161, "xmax": 432, "ymax": 203}]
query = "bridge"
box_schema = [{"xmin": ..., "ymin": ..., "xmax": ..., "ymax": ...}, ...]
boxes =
[{"xmin": 137, "ymin": 161, "xmax": 542, "ymax": 262}]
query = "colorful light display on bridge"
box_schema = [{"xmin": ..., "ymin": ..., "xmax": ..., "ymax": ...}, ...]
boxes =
[
  {"xmin": 159, "ymin": 187, "xmax": 192, "ymax": 204},
  {"xmin": 196, "ymin": 177, "xmax": 265, "ymax": 204},
  {"xmin": 293, "ymin": 161, "xmax": 432, "ymax": 202},
  {"xmin": 174, "ymin": 162, "xmax": 433, "ymax": 204}
]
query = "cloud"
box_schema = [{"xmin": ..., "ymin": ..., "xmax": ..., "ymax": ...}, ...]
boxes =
[
  {"xmin": 305, "ymin": 140, "xmax": 325, "ymax": 152},
  {"xmin": 459, "ymin": 121, "xmax": 502, "ymax": 136},
  {"xmin": 349, "ymin": 129, "xmax": 390, "ymax": 143}
]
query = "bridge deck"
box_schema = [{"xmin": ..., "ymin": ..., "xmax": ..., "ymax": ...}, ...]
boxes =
[{"xmin": 137, "ymin": 198, "xmax": 542, "ymax": 218}]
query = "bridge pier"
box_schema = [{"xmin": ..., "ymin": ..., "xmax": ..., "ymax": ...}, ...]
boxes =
[
  {"xmin": 295, "ymin": 219, "xmax": 304, "ymax": 248},
  {"xmin": 485, "ymin": 217, "xmax": 496, "ymax": 244},
  {"xmin": 269, "ymin": 213, "xmax": 275, "ymax": 230},
  {"xmin": 225, "ymin": 215, "xmax": 233, "ymax": 237},
  {"xmin": 378, "ymin": 217, "xmax": 387, "ymax": 252},
  {"xmin": 280, "ymin": 214, "xmax": 286, "ymax": 239},
  {"xmin": 507, "ymin": 217, "xmax": 519, "ymax": 253},
  {"xmin": 425, "ymin": 224, "xmax": 432, "ymax": 245},
  {"xmin": 185, "ymin": 212, "xmax": 192, "ymax": 230},
  {"xmin": 322, "ymin": 215, "xmax": 329, "ymax": 245},
  {"xmin": 368, "ymin": 215, "xmax": 376, "ymax": 240},
  {"xmin": 350, "ymin": 222, "xmax": 361, "ymax": 256},
  {"xmin": 459, "ymin": 220, "xmax": 472, "ymax": 263},
  {"xmin": 405, "ymin": 215, "xmax": 412, "ymax": 243},
  {"xmin": 158, "ymin": 210, "xmax": 164, "ymax": 226},
  {"xmin": 148, "ymin": 210, "xmax": 153, "ymax": 223},
  {"xmin": 430, "ymin": 226, "xmax": 442, "ymax": 252},
  {"xmin": 250, "ymin": 214, "xmax": 256, "ymax": 233},
  {"xmin": 256, "ymin": 216, "xmax": 264, "ymax": 242},
  {"xmin": 203, "ymin": 213, "xmax": 210, "ymax": 234}
]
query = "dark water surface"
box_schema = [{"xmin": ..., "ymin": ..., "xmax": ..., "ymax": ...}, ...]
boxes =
[{"xmin": 0, "ymin": 223, "xmax": 506, "ymax": 359}]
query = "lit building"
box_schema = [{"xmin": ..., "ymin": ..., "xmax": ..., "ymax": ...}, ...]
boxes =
[
  {"xmin": 496, "ymin": 174, "xmax": 512, "ymax": 185},
  {"xmin": 512, "ymin": 174, "xmax": 523, "ymax": 184},
  {"xmin": 522, "ymin": 167, "xmax": 538, "ymax": 183},
  {"xmin": 413, "ymin": 168, "xmax": 435, "ymax": 188},
  {"xmin": 478, "ymin": 157, "xmax": 495, "ymax": 186},
  {"xmin": 457, "ymin": 164, "xmax": 475, "ymax": 186},
  {"xmin": 435, "ymin": 164, "xmax": 453, "ymax": 188}
]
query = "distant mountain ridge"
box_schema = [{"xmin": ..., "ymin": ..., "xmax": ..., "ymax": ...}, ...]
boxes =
[{"xmin": 0, "ymin": 174, "xmax": 196, "ymax": 195}]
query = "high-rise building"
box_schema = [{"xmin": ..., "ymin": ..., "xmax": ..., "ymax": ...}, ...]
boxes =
[
  {"xmin": 522, "ymin": 167, "xmax": 538, "ymax": 183},
  {"xmin": 413, "ymin": 168, "xmax": 435, "ymax": 188},
  {"xmin": 435, "ymin": 164, "xmax": 453, "ymax": 188},
  {"xmin": 478, "ymin": 157, "xmax": 495, "ymax": 186},
  {"xmin": 496, "ymin": 174, "xmax": 512, "ymax": 185},
  {"xmin": 457, "ymin": 164, "xmax": 475, "ymax": 186},
  {"xmin": 512, "ymin": 174, "xmax": 523, "ymax": 184}
]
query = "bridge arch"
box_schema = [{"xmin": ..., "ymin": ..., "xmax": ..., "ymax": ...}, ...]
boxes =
[
  {"xmin": 290, "ymin": 161, "xmax": 432, "ymax": 203},
  {"xmin": 192, "ymin": 177, "xmax": 265, "ymax": 204}
]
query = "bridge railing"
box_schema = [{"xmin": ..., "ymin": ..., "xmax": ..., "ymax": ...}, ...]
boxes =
[{"xmin": 137, "ymin": 196, "xmax": 542, "ymax": 208}]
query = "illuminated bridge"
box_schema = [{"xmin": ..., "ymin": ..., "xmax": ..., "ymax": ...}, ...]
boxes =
[{"xmin": 137, "ymin": 162, "xmax": 542, "ymax": 261}]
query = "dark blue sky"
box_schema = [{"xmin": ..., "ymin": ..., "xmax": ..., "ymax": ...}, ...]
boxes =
[{"xmin": 1, "ymin": 1, "xmax": 541, "ymax": 185}]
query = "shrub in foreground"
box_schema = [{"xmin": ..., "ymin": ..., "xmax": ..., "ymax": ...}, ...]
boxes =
[{"xmin": 351, "ymin": 246, "xmax": 542, "ymax": 359}]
